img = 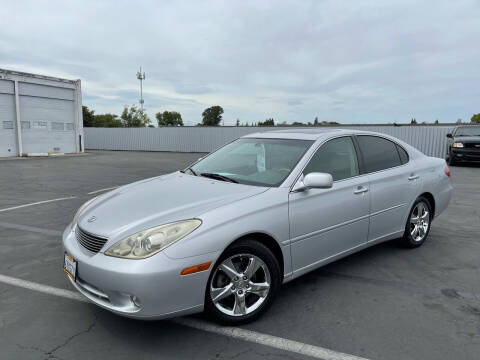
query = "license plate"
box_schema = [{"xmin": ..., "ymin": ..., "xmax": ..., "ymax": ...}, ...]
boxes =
[{"xmin": 63, "ymin": 253, "xmax": 77, "ymax": 281}]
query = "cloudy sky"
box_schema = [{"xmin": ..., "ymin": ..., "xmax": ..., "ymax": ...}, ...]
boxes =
[{"xmin": 1, "ymin": 0, "xmax": 479, "ymax": 125}]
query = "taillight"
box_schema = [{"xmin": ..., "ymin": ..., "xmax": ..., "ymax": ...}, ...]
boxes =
[{"xmin": 444, "ymin": 167, "xmax": 450, "ymax": 177}]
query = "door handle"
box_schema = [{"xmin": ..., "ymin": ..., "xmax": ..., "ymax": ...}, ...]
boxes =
[
  {"xmin": 354, "ymin": 186, "xmax": 369, "ymax": 194},
  {"xmin": 408, "ymin": 174, "xmax": 419, "ymax": 181}
]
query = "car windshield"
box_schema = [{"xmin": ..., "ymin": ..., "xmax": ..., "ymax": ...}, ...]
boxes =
[
  {"xmin": 189, "ymin": 138, "xmax": 313, "ymax": 187},
  {"xmin": 455, "ymin": 127, "xmax": 480, "ymax": 136}
]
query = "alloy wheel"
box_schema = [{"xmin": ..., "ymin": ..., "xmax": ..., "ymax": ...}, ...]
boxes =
[
  {"xmin": 210, "ymin": 254, "xmax": 271, "ymax": 317},
  {"xmin": 410, "ymin": 201, "xmax": 430, "ymax": 242}
]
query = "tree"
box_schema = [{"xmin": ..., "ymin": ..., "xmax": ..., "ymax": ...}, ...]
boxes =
[
  {"xmin": 471, "ymin": 114, "xmax": 480, "ymax": 124},
  {"xmin": 313, "ymin": 117, "xmax": 319, "ymax": 126},
  {"xmin": 410, "ymin": 118, "xmax": 417, "ymax": 125},
  {"xmin": 236, "ymin": 119, "xmax": 240, "ymax": 126},
  {"xmin": 121, "ymin": 105, "xmax": 151, "ymax": 127},
  {"xmin": 434, "ymin": 119, "xmax": 439, "ymax": 125},
  {"xmin": 258, "ymin": 118, "xmax": 274, "ymax": 126},
  {"xmin": 82, "ymin": 106, "xmax": 95, "ymax": 127},
  {"xmin": 94, "ymin": 113, "xmax": 123, "ymax": 127},
  {"xmin": 156, "ymin": 111, "xmax": 183, "ymax": 126},
  {"xmin": 201, "ymin": 105, "xmax": 224, "ymax": 126},
  {"xmin": 292, "ymin": 121, "xmax": 306, "ymax": 126}
]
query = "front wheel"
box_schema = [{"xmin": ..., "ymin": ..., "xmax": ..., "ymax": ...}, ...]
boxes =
[
  {"xmin": 447, "ymin": 152, "xmax": 456, "ymax": 166},
  {"xmin": 205, "ymin": 239, "xmax": 281, "ymax": 325},
  {"xmin": 401, "ymin": 197, "xmax": 432, "ymax": 248}
]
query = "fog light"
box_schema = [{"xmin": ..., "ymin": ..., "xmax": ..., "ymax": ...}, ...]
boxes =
[{"xmin": 131, "ymin": 295, "xmax": 141, "ymax": 308}]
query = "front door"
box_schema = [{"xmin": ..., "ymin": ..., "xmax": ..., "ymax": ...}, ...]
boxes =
[{"xmin": 289, "ymin": 136, "xmax": 370, "ymax": 276}]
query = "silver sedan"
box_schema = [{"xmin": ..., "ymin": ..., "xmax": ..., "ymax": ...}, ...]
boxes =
[{"xmin": 63, "ymin": 129, "xmax": 452, "ymax": 324}]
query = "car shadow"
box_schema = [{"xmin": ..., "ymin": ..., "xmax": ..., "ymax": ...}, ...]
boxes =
[
  {"xmin": 88, "ymin": 238, "xmax": 406, "ymax": 333},
  {"xmin": 280, "ymin": 239, "xmax": 406, "ymax": 293}
]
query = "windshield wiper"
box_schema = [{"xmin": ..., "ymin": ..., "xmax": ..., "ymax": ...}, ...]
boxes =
[{"xmin": 200, "ymin": 172, "xmax": 238, "ymax": 183}]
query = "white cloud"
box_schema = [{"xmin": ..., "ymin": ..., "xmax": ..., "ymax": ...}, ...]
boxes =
[{"xmin": 1, "ymin": 0, "xmax": 479, "ymax": 125}]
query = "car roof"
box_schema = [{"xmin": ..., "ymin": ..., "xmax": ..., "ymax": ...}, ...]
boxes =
[
  {"xmin": 242, "ymin": 128, "xmax": 367, "ymax": 140},
  {"xmin": 241, "ymin": 127, "xmax": 425, "ymax": 159}
]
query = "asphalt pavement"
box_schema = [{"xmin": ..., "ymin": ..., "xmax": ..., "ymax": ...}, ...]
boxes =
[{"xmin": 0, "ymin": 151, "xmax": 479, "ymax": 360}]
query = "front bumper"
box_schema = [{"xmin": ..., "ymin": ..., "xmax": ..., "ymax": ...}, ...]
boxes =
[
  {"xmin": 63, "ymin": 226, "xmax": 219, "ymax": 319},
  {"xmin": 451, "ymin": 148, "xmax": 480, "ymax": 162}
]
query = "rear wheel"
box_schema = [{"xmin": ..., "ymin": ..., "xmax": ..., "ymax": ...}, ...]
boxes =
[
  {"xmin": 205, "ymin": 239, "xmax": 281, "ymax": 325},
  {"xmin": 401, "ymin": 197, "xmax": 432, "ymax": 248}
]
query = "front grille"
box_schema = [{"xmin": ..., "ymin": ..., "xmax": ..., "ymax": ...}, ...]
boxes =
[
  {"xmin": 464, "ymin": 142, "xmax": 480, "ymax": 149},
  {"xmin": 76, "ymin": 226, "xmax": 108, "ymax": 253}
]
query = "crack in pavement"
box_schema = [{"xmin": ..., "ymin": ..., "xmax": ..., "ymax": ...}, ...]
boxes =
[
  {"xmin": 15, "ymin": 312, "xmax": 98, "ymax": 360},
  {"xmin": 46, "ymin": 312, "xmax": 98, "ymax": 359}
]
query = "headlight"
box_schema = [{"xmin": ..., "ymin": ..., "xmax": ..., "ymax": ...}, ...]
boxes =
[
  {"xmin": 452, "ymin": 142, "xmax": 464, "ymax": 148},
  {"xmin": 71, "ymin": 196, "xmax": 99, "ymax": 229},
  {"xmin": 104, "ymin": 219, "xmax": 202, "ymax": 259}
]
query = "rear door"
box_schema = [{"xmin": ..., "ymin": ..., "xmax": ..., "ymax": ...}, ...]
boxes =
[
  {"xmin": 289, "ymin": 136, "xmax": 370, "ymax": 275},
  {"xmin": 355, "ymin": 135, "xmax": 419, "ymax": 242}
]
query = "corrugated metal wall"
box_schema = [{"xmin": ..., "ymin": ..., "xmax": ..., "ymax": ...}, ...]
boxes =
[{"xmin": 84, "ymin": 125, "xmax": 454, "ymax": 158}]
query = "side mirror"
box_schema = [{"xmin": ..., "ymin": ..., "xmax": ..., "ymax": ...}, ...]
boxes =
[
  {"xmin": 292, "ymin": 172, "xmax": 333, "ymax": 192},
  {"xmin": 446, "ymin": 133, "xmax": 453, "ymax": 138}
]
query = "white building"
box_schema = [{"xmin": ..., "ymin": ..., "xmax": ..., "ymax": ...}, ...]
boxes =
[{"xmin": 0, "ymin": 68, "xmax": 83, "ymax": 157}]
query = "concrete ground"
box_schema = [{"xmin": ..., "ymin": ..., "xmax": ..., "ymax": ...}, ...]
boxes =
[{"xmin": 0, "ymin": 150, "xmax": 479, "ymax": 360}]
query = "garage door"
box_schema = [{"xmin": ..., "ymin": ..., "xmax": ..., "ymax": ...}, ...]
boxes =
[
  {"xmin": 19, "ymin": 83, "xmax": 76, "ymax": 154},
  {"xmin": 0, "ymin": 79, "xmax": 17, "ymax": 157}
]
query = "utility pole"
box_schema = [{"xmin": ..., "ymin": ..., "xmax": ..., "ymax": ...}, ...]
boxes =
[{"xmin": 136, "ymin": 67, "xmax": 146, "ymax": 110}]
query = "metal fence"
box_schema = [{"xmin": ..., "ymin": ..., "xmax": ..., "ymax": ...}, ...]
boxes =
[{"xmin": 84, "ymin": 125, "xmax": 454, "ymax": 158}]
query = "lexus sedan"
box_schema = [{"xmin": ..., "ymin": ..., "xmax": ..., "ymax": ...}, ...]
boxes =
[{"xmin": 63, "ymin": 129, "xmax": 452, "ymax": 324}]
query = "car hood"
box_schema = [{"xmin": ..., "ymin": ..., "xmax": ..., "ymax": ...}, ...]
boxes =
[
  {"xmin": 77, "ymin": 172, "xmax": 268, "ymax": 239},
  {"xmin": 454, "ymin": 136, "xmax": 480, "ymax": 142}
]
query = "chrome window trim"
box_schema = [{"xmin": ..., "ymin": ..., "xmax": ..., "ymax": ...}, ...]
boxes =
[{"xmin": 287, "ymin": 133, "xmax": 412, "ymax": 192}]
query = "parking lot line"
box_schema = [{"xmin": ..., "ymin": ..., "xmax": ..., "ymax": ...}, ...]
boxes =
[
  {"xmin": 0, "ymin": 196, "xmax": 76, "ymax": 213},
  {"xmin": 87, "ymin": 186, "xmax": 119, "ymax": 195},
  {"xmin": 0, "ymin": 274, "xmax": 84, "ymax": 302},
  {"xmin": 0, "ymin": 273, "xmax": 370, "ymax": 360},
  {"xmin": 0, "ymin": 221, "xmax": 62, "ymax": 236}
]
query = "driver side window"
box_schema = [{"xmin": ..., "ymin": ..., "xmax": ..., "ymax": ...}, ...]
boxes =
[{"xmin": 303, "ymin": 136, "xmax": 359, "ymax": 181}]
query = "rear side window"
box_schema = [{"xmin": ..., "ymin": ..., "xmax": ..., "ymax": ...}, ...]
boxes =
[
  {"xmin": 396, "ymin": 144, "xmax": 409, "ymax": 164},
  {"xmin": 357, "ymin": 136, "xmax": 401, "ymax": 173}
]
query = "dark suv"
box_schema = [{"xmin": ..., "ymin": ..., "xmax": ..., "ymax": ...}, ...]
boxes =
[{"xmin": 446, "ymin": 125, "xmax": 480, "ymax": 165}]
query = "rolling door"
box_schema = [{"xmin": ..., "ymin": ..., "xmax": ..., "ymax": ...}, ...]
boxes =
[{"xmin": 0, "ymin": 79, "xmax": 17, "ymax": 157}]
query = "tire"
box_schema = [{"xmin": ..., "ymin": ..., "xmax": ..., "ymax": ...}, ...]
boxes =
[
  {"xmin": 401, "ymin": 196, "xmax": 433, "ymax": 248},
  {"xmin": 448, "ymin": 155, "xmax": 456, "ymax": 166},
  {"xmin": 205, "ymin": 239, "xmax": 281, "ymax": 325}
]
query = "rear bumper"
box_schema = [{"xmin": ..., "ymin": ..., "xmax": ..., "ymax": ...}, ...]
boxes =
[
  {"xmin": 62, "ymin": 226, "xmax": 219, "ymax": 319},
  {"xmin": 451, "ymin": 148, "xmax": 480, "ymax": 162}
]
